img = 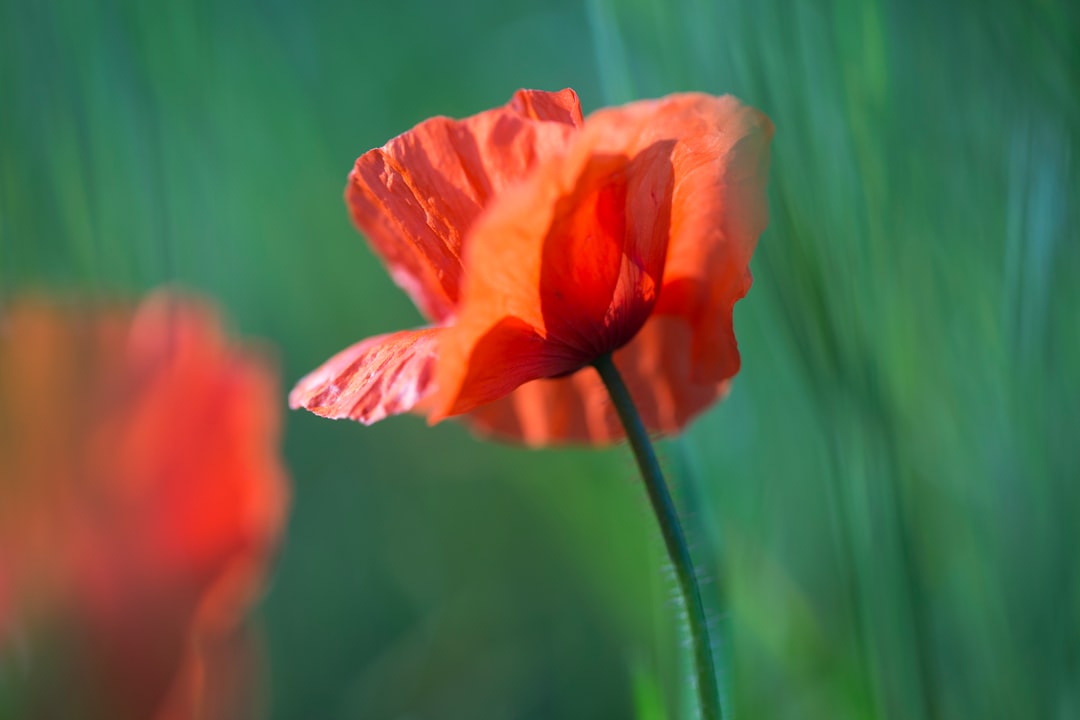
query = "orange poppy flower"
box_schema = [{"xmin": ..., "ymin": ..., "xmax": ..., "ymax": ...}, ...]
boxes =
[
  {"xmin": 0, "ymin": 292, "xmax": 289, "ymax": 719},
  {"xmin": 291, "ymin": 88, "xmax": 772, "ymax": 445}
]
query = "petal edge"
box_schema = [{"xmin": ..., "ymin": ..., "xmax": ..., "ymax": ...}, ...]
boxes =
[{"xmin": 289, "ymin": 328, "xmax": 439, "ymax": 424}]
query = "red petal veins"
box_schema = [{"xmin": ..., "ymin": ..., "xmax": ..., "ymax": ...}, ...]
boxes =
[
  {"xmin": 288, "ymin": 328, "xmax": 440, "ymax": 424},
  {"xmin": 346, "ymin": 90, "xmax": 583, "ymax": 323},
  {"xmin": 509, "ymin": 87, "xmax": 584, "ymax": 125}
]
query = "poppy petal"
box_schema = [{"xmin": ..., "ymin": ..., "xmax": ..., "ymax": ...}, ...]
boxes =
[
  {"xmin": 288, "ymin": 328, "xmax": 439, "ymax": 423},
  {"xmin": 465, "ymin": 315, "xmax": 729, "ymax": 445},
  {"xmin": 650, "ymin": 94, "xmax": 774, "ymax": 382},
  {"xmin": 433, "ymin": 106, "xmax": 680, "ymax": 420},
  {"xmin": 347, "ymin": 89, "xmax": 583, "ymax": 323}
]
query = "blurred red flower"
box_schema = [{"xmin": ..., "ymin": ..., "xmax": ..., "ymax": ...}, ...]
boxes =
[
  {"xmin": 0, "ymin": 292, "xmax": 289, "ymax": 720},
  {"xmin": 291, "ymin": 88, "xmax": 772, "ymax": 444}
]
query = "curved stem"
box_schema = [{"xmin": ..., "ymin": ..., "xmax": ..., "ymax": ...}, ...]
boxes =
[{"xmin": 592, "ymin": 354, "xmax": 722, "ymax": 720}]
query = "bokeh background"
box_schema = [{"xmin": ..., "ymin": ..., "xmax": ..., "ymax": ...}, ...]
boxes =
[{"xmin": 2, "ymin": 0, "xmax": 1078, "ymax": 718}]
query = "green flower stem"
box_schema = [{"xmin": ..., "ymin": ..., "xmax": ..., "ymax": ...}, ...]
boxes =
[{"xmin": 592, "ymin": 353, "xmax": 722, "ymax": 720}]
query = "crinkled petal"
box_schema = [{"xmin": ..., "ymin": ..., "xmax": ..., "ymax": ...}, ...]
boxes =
[
  {"xmin": 347, "ymin": 89, "xmax": 583, "ymax": 323},
  {"xmin": 465, "ymin": 315, "xmax": 729, "ymax": 445},
  {"xmin": 288, "ymin": 328, "xmax": 439, "ymax": 423}
]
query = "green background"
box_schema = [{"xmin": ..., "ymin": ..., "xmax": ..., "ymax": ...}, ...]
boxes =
[{"xmin": 2, "ymin": 0, "xmax": 1078, "ymax": 717}]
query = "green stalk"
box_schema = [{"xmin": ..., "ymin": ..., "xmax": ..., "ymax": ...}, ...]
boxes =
[{"xmin": 592, "ymin": 353, "xmax": 722, "ymax": 720}]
